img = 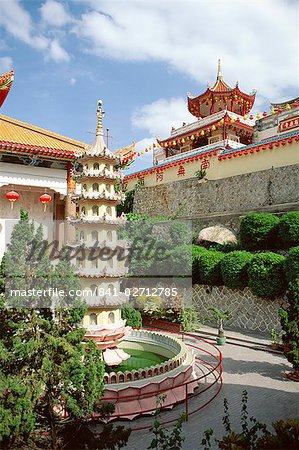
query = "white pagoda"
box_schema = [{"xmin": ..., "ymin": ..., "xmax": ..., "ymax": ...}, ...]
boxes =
[{"xmin": 72, "ymin": 100, "xmax": 131, "ymax": 366}]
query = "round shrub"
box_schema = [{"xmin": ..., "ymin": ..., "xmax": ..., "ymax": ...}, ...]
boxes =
[
  {"xmin": 240, "ymin": 213, "xmax": 279, "ymax": 250},
  {"xmin": 278, "ymin": 211, "xmax": 299, "ymax": 247},
  {"xmin": 198, "ymin": 250, "xmax": 224, "ymax": 285},
  {"xmin": 121, "ymin": 305, "xmax": 142, "ymax": 328},
  {"xmin": 192, "ymin": 245, "xmax": 208, "ymax": 284},
  {"xmin": 248, "ymin": 252, "xmax": 286, "ymax": 298},
  {"xmin": 220, "ymin": 251, "xmax": 253, "ymax": 289},
  {"xmin": 284, "ymin": 246, "xmax": 299, "ymax": 283}
]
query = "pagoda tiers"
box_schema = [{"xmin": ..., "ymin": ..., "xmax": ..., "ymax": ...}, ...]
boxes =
[
  {"xmin": 157, "ymin": 61, "xmax": 256, "ymax": 163},
  {"xmin": 71, "ymin": 101, "xmax": 131, "ymax": 367}
]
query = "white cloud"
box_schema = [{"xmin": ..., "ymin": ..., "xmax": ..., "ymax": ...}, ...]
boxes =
[
  {"xmin": 40, "ymin": 0, "xmax": 72, "ymax": 27},
  {"xmin": 70, "ymin": 77, "xmax": 76, "ymax": 85},
  {"xmin": 0, "ymin": 0, "xmax": 48, "ymax": 49},
  {"xmin": 47, "ymin": 39, "xmax": 70, "ymax": 62},
  {"xmin": 0, "ymin": 57, "xmax": 13, "ymax": 73},
  {"xmin": 132, "ymin": 97, "xmax": 195, "ymax": 137},
  {"xmin": 77, "ymin": 0, "xmax": 298, "ymax": 100}
]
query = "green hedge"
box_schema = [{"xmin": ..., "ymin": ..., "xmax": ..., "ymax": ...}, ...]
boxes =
[
  {"xmin": 121, "ymin": 305, "xmax": 142, "ymax": 328},
  {"xmin": 220, "ymin": 251, "xmax": 253, "ymax": 290},
  {"xmin": 248, "ymin": 252, "xmax": 286, "ymax": 298},
  {"xmin": 284, "ymin": 246, "xmax": 299, "ymax": 283},
  {"xmin": 240, "ymin": 213, "xmax": 279, "ymax": 250},
  {"xmin": 278, "ymin": 211, "xmax": 299, "ymax": 247},
  {"xmin": 198, "ymin": 250, "xmax": 224, "ymax": 285},
  {"xmin": 192, "ymin": 245, "xmax": 208, "ymax": 283}
]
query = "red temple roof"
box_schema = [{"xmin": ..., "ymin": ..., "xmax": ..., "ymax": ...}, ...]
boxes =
[
  {"xmin": 188, "ymin": 61, "xmax": 256, "ymax": 118},
  {"xmin": 0, "ymin": 69, "xmax": 14, "ymax": 108}
]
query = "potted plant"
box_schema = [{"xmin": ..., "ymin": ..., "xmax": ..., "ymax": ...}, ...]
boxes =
[{"xmin": 208, "ymin": 307, "xmax": 232, "ymax": 345}]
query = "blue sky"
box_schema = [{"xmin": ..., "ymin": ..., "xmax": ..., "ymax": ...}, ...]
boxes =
[{"xmin": 0, "ymin": 0, "xmax": 298, "ymax": 173}]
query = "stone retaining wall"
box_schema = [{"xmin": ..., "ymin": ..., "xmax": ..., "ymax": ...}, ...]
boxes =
[{"xmin": 192, "ymin": 284, "xmax": 287, "ymax": 334}]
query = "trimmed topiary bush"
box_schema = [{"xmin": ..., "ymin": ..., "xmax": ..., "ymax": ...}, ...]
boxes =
[
  {"xmin": 248, "ymin": 252, "xmax": 286, "ymax": 297},
  {"xmin": 284, "ymin": 246, "xmax": 299, "ymax": 283},
  {"xmin": 198, "ymin": 250, "xmax": 224, "ymax": 285},
  {"xmin": 220, "ymin": 251, "xmax": 253, "ymax": 290},
  {"xmin": 240, "ymin": 213, "xmax": 279, "ymax": 250},
  {"xmin": 121, "ymin": 305, "xmax": 142, "ymax": 328},
  {"xmin": 278, "ymin": 211, "xmax": 299, "ymax": 247},
  {"xmin": 192, "ymin": 245, "xmax": 208, "ymax": 284}
]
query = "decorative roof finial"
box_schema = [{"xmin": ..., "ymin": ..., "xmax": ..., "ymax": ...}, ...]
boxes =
[
  {"xmin": 217, "ymin": 59, "xmax": 223, "ymax": 80},
  {"xmin": 96, "ymin": 99, "xmax": 105, "ymax": 137}
]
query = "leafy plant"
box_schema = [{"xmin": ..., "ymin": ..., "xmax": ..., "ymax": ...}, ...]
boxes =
[
  {"xmin": 208, "ymin": 307, "xmax": 232, "ymax": 338},
  {"xmin": 240, "ymin": 213, "xmax": 279, "ymax": 250},
  {"xmin": 248, "ymin": 252, "xmax": 286, "ymax": 298},
  {"xmin": 284, "ymin": 246, "xmax": 299, "ymax": 283},
  {"xmin": 278, "ymin": 211, "xmax": 299, "ymax": 247},
  {"xmin": 192, "ymin": 245, "xmax": 208, "ymax": 284},
  {"xmin": 148, "ymin": 395, "xmax": 186, "ymax": 450},
  {"xmin": 195, "ymin": 169, "xmax": 207, "ymax": 180},
  {"xmin": 179, "ymin": 306, "xmax": 199, "ymax": 332},
  {"xmin": 198, "ymin": 250, "xmax": 224, "ymax": 285},
  {"xmin": 121, "ymin": 305, "xmax": 142, "ymax": 328},
  {"xmin": 220, "ymin": 251, "xmax": 253, "ymax": 289}
]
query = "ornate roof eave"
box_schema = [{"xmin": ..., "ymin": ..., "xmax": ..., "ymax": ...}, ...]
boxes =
[
  {"xmin": 158, "ymin": 112, "xmax": 254, "ymax": 144},
  {"xmin": 0, "ymin": 141, "xmax": 77, "ymax": 161},
  {"xmin": 0, "ymin": 69, "xmax": 14, "ymax": 108},
  {"xmin": 188, "ymin": 85, "xmax": 255, "ymax": 104}
]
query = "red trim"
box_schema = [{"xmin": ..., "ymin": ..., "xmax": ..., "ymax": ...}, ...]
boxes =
[{"xmin": 0, "ymin": 141, "xmax": 76, "ymax": 160}]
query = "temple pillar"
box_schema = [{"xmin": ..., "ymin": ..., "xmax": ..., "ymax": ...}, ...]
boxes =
[{"xmin": 64, "ymin": 162, "xmax": 77, "ymax": 244}]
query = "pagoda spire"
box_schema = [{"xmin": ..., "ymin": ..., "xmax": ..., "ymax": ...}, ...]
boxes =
[
  {"xmin": 96, "ymin": 99, "xmax": 105, "ymax": 137},
  {"xmin": 217, "ymin": 59, "xmax": 223, "ymax": 80}
]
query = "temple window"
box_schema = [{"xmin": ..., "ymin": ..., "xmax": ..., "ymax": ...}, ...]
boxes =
[
  {"xmin": 90, "ymin": 284, "xmax": 98, "ymax": 296},
  {"xmin": 107, "ymin": 230, "xmax": 112, "ymax": 241},
  {"xmin": 81, "ymin": 206, "xmax": 86, "ymax": 215},
  {"xmin": 106, "ymin": 206, "xmax": 112, "ymax": 216},
  {"xmin": 92, "ymin": 183, "xmax": 99, "ymax": 192},
  {"xmin": 79, "ymin": 231, "xmax": 84, "ymax": 240},
  {"xmin": 92, "ymin": 205, "xmax": 99, "ymax": 216},
  {"xmin": 82, "ymin": 184, "xmax": 87, "ymax": 192},
  {"xmin": 93, "ymin": 162, "xmax": 99, "ymax": 170},
  {"xmin": 91, "ymin": 230, "xmax": 98, "ymax": 241},
  {"xmin": 105, "ymin": 163, "xmax": 110, "ymax": 170},
  {"xmin": 108, "ymin": 312, "xmax": 115, "ymax": 324},
  {"xmin": 106, "ymin": 184, "xmax": 111, "ymax": 193},
  {"xmin": 89, "ymin": 313, "xmax": 97, "ymax": 325}
]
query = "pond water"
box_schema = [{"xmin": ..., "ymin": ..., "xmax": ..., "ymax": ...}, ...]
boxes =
[{"xmin": 105, "ymin": 348, "xmax": 168, "ymax": 373}]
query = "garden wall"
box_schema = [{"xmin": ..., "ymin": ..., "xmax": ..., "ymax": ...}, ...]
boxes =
[
  {"xmin": 133, "ymin": 164, "xmax": 299, "ymax": 232},
  {"xmin": 192, "ymin": 284, "xmax": 287, "ymax": 334}
]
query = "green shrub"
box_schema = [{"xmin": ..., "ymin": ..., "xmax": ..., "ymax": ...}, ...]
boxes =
[
  {"xmin": 192, "ymin": 245, "xmax": 208, "ymax": 284},
  {"xmin": 284, "ymin": 246, "xmax": 299, "ymax": 283},
  {"xmin": 198, "ymin": 250, "xmax": 224, "ymax": 285},
  {"xmin": 179, "ymin": 307, "xmax": 199, "ymax": 332},
  {"xmin": 240, "ymin": 213, "xmax": 279, "ymax": 250},
  {"xmin": 220, "ymin": 251, "xmax": 253, "ymax": 289},
  {"xmin": 279, "ymin": 279, "xmax": 299, "ymax": 371},
  {"xmin": 278, "ymin": 211, "xmax": 299, "ymax": 247},
  {"xmin": 121, "ymin": 305, "xmax": 142, "ymax": 328},
  {"xmin": 248, "ymin": 252, "xmax": 286, "ymax": 297}
]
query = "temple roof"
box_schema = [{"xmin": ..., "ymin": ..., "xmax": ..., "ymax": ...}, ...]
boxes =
[
  {"xmin": 0, "ymin": 69, "xmax": 14, "ymax": 108},
  {"xmin": 188, "ymin": 60, "xmax": 256, "ymax": 118}
]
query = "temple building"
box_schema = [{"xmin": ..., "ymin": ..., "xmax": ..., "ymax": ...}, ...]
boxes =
[{"xmin": 124, "ymin": 63, "xmax": 299, "ymax": 190}]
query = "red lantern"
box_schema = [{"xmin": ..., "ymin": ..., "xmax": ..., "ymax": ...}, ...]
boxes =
[
  {"xmin": 263, "ymin": 111, "xmax": 267, "ymax": 117},
  {"xmin": 278, "ymin": 107, "xmax": 283, "ymax": 114},
  {"xmin": 6, "ymin": 190, "xmax": 19, "ymax": 209},
  {"xmin": 249, "ymin": 115, "xmax": 253, "ymax": 120},
  {"xmin": 292, "ymin": 101, "xmax": 298, "ymax": 108},
  {"xmin": 39, "ymin": 193, "xmax": 52, "ymax": 212}
]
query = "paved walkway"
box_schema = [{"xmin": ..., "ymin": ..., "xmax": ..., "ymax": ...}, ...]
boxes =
[{"xmin": 123, "ymin": 326, "xmax": 299, "ymax": 449}]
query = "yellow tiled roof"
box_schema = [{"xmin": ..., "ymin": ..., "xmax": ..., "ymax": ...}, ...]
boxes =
[{"xmin": 0, "ymin": 114, "xmax": 87, "ymax": 152}]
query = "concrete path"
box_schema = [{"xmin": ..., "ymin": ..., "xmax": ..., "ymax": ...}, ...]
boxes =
[{"xmin": 124, "ymin": 327, "xmax": 299, "ymax": 449}]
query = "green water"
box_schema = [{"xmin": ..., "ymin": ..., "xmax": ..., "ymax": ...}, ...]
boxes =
[{"xmin": 106, "ymin": 349, "xmax": 167, "ymax": 373}]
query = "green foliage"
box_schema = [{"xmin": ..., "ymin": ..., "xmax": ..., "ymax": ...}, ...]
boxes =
[
  {"xmin": 178, "ymin": 307, "xmax": 199, "ymax": 332},
  {"xmin": 195, "ymin": 168, "xmax": 206, "ymax": 179},
  {"xmin": 240, "ymin": 213, "xmax": 279, "ymax": 250},
  {"xmin": 201, "ymin": 391, "xmax": 299, "ymax": 449},
  {"xmin": 121, "ymin": 305, "xmax": 142, "ymax": 328},
  {"xmin": 198, "ymin": 250, "xmax": 224, "ymax": 285},
  {"xmin": 279, "ymin": 279, "xmax": 299, "ymax": 370},
  {"xmin": 192, "ymin": 245, "xmax": 208, "ymax": 284},
  {"xmin": 148, "ymin": 395, "xmax": 186, "ymax": 450},
  {"xmin": 220, "ymin": 251, "xmax": 253, "ymax": 289},
  {"xmin": 248, "ymin": 252, "xmax": 286, "ymax": 297},
  {"xmin": 278, "ymin": 211, "xmax": 299, "ymax": 247},
  {"xmin": 284, "ymin": 246, "xmax": 299, "ymax": 283},
  {"xmin": 208, "ymin": 307, "xmax": 232, "ymax": 336}
]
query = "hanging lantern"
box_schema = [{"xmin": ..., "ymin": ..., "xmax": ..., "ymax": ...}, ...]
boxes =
[
  {"xmin": 220, "ymin": 119, "xmax": 224, "ymax": 124},
  {"xmin": 39, "ymin": 193, "xmax": 52, "ymax": 212},
  {"xmin": 271, "ymin": 108, "xmax": 275, "ymax": 115},
  {"xmin": 292, "ymin": 101, "xmax": 298, "ymax": 108},
  {"xmin": 186, "ymin": 136, "xmax": 190, "ymax": 141},
  {"xmin": 191, "ymin": 135, "xmax": 195, "ymax": 140},
  {"xmin": 211, "ymin": 125, "xmax": 216, "ymax": 131},
  {"xmin": 230, "ymin": 118, "xmax": 235, "ymax": 123},
  {"xmin": 278, "ymin": 107, "xmax": 283, "ymax": 114},
  {"xmin": 249, "ymin": 115, "xmax": 253, "ymax": 120},
  {"xmin": 256, "ymin": 113, "xmax": 260, "ymax": 119},
  {"xmin": 200, "ymin": 130, "xmax": 205, "ymax": 136},
  {"xmin": 6, "ymin": 190, "xmax": 20, "ymax": 209},
  {"xmin": 243, "ymin": 115, "xmax": 247, "ymax": 120},
  {"xmin": 181, "ymin": 138, "xmax": 185, "ymax": 143},
  {"xmin": 286, "ymin": 103, "xmax": 291, "ymax": 110},
  {"xmin": 263, "ymin": 111, "xmax": 267, "ymax": 117}
]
